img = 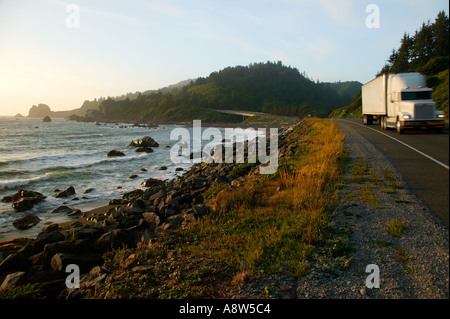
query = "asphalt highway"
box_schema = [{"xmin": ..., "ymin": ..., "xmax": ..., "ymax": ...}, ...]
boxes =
[{"xmin": 335, "ymin": 119, "xmax": 449, "ymax": 227}]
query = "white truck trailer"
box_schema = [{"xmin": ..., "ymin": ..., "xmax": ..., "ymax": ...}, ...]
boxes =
[{"xmin": 362, "ymin": 72, "xmax": 446, "ymax": 133}]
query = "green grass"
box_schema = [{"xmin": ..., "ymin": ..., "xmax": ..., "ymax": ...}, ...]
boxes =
[
  {"xmin": 358, "ymin": 185, "xmax": 383, "ymax": 209},
  {"xmin": 386, "ymin": 217, "xmax": 406, "ymax": 238},
  {"xmin": 92, "ymin": 118, "xmax": 347, "ymax": 298},
  {"xmin": 229, "ymin": 162, "xmax": 259, "ymax": 178},
  {"xmin": 0, "ymin": 283, "xmax": 43, "ymax": 299}
]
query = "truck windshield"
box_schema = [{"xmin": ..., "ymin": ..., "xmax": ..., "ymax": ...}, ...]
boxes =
[{"xmin": 401, "ymin": 91, "xmax": 432, "ymax": 101}]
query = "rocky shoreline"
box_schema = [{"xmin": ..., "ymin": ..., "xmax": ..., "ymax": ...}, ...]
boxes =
[{"xmin": 0, "ymin": 122, "xmax": 290, "ymax": 298}]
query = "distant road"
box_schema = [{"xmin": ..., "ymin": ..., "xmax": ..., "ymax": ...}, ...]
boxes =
[
  {"xmin": 214, "ymin": 109, "xmax": 299, "ymax": 122},
  {"xmin": 335, "ymin": 119, "xmax": 449, "ymax": 227}
]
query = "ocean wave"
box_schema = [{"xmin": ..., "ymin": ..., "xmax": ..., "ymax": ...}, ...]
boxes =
[
  {"xmin": 63, "ymin": 133, "xmax": 106, "ymax": 139},
  {"xmin": 0, "ymin": 153, "xmax": 151, "ymax": 190},
  {"xmin": 43, "ymin": 152, "xmax": 151, "ymax": 170},
  {"xmin": 0, "ymin": 174, "xmax": 50, "ymax": 190}
]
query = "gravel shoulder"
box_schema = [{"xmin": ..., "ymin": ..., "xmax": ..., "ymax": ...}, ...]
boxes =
[{"xmin": 233, "ymin": 121, "xmax": 449, "ymax": 299}]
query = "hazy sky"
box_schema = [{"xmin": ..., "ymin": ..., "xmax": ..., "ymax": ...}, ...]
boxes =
[{"xmin": 0, "ymin": 0, "xmax": 448, "ymax": 116}]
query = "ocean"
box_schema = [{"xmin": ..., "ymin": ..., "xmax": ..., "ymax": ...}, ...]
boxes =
[{"xmin": 0, "ymin": 116, "xmax": 197, "ymax": 241}]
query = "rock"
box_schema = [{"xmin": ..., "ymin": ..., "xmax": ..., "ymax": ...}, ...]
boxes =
[
  {"xmin": 32, "ymin": 231, "xmax": 65, "ymax": 254},
  {"xmin": 50, "ymin": 253, "xmax": 102, "ymax": 273},
  {"xmin": 141, "ymin": 178, "xmax": 165, "ymax": 188},
  {"xmin": 107, "ymin": 150, "xmax": 125, "ymax": 157},
  {"xmin": 43, "ymin": 116, "xmax": 52, "ymax": 122},
  {"xmin": 128, "ymin": 199, "xmax": 146, "ymax": 213},
  {"xmin": 51, "ymin": 205, "xmax": 73, "ymax": 214},
  {"xmin": 109, "ymin": 198, "xmax": 125, "ymax": 205},
  {"xmin": 175, "ymin": 167, "xmax": 184, "ymax": 171},
  {"xmin": 129, "ymin": 174, "xmax": 138, "ymax": 179},
  {"xmin": 129, "ymin": 136, "xmax": 159, "ymax": 148},
  {"xmin": 83, "ymin": 188, "xmax": 95, "ymax": 194},
  {"xmin": 159, "ymin": 166, "xmax": 167, "ymax": 171},
  {"xmin": 12, "ymin": 198, "xmax": 41, "ymax": 212},
  {"xmin": 0, "ymin": 252, "xmax": 30, "ymax": 274},
  {"xmin": 42, "ymin": 239, "xmax": 91, "ymax": 266},
  {"xmin": 93, "ymin": 229, "xmax": 133, "ymax": 252},
  {"xmin": 135, "ymin": 147, "xmax": 153, "ymax": 153},
  {"xmin": 13, "ymin": 214, "xmax": 41, "ymax": 230},
  {"xmin": 54, "ymin": 186, "xmax": 76, "ymax": 198},
  {"xmin": 0, "ymin": 271, "xmax": 26, "ymax": 290},
  {"xmin": 167, "ymin": 215, "xmax": 183, "ymax": 229},
  {"xmin": 155, "ymin": 223, "xmax": 175, "ymax": 236},
  {"xmin": 80, "ymin": 267, "xmax": 107, "ymax": 288},
  {"xmin": 123, "ymin": 189, "xmax": 144, "ymax": 200},
  {"xmin": 9, "ymin": 189, "xmax": 46, "ymax": 212},
  {"xmin": 141, "ymin": 212, "xmax": 160, "ymax": 230},
  {"xmin": 0, "ymin": 238, "xmax": 32, "ymax": 256},
  {"xmin": 1, "ymin": 195, "xmax": 13, "ymax": 203},
  {"xmin": 29, "ymin": 104, "xmax": 51, "ymax": 118},
  {"xmin": 42, "ymin": 224, "xmax": 59, "ymax": 233},
  {"xmin": 192, "ymin": 205, "xmax": 208, "ymax": 217}
]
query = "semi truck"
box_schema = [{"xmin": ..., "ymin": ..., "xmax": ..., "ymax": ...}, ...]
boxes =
[{"xmin": 361, "ymin": 72, "xmax": 446, "ymax": 133}]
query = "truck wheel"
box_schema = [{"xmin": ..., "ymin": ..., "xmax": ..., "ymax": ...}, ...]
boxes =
[
  {"xmin": 396, "ymin": 120, "xmax": 403, "ymax": 134},
  {"xmin": 380, "ymin": 116, "xmax": 386, "ymax": 130}
]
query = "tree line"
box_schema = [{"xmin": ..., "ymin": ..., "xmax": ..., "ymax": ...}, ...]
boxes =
[
  {"xmin": 95, "ymin": 61, "xmax": 355, "ymax": 122},
  {"xmin": 331, "ymin": 10, "xmax": 449, "ymax": 118}
]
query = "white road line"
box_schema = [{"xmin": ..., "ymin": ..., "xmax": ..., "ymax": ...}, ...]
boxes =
[{"xmin": 340, "ymin": 119, "xmax": 449, "ymax": 170}]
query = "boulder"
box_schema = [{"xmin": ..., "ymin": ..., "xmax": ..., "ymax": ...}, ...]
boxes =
[
  {"xmin": 141, "ymin": 178, "xmax": 165, "ymax": 188},
  {"xmin": 1, "ymin": 195, "xmax": 13, "ymax": 203},
  {"xmin": 128, "ymin": 199, "xmax": 146, "ymax": 213},
  {"xmin": 129, "ymin": 136, "xmax": 159, "ymax": 148},
  {"xmin": 31, "ymin": 231, "xmax": 65, "ymax": 254},
  {"xmin": 141, "ymin": 212, "xmax": 160, "ymax": 230},
  {"xmin": 9, "ymin": 189, "xmax": 46, "ymax": 212},
  {"xmin": 192, "ymin": 205, "xmax": 208, "ymax": 217},
  {"xmin": 0, "ymin": 271, "xmax": 26, "ymax": 290},
  {"xmin": 54, "ymin": 186, "xmax": 76, "ymax": 198},
  {"xmin": 122, "ymin": 189, "xmax": 144, "ymax": 200},
  {"xmin": 50, "ymin": 253, "xmax": 103, "ymax": 273},
  {"xmin": 107, "ymin": 150, "xmax": 125, "ymax": 157},
  {"xmin": 51, "ymin": 205, "xmax": 74, "ymax": 214},
  {"xmin": 43, "ymin": 116, "xmax": 52, "ymax": 122},
  {"xmin": 135, "ymin": 147, "xmax": 153, "ymax": 153},
  {"xmin": 93, "ymin": 229, "xmax": 133, "ymax": 252},
  {"xmin": 0, "ymin": 252, "xmax": 30, "ymax": 274},
  {"xmin": 13, "ymin": 214, "xmax": 41, "ymax": 230},
  {"xmin": 12, "ymin": 198, "xmax": 41, "ymax": 212}
]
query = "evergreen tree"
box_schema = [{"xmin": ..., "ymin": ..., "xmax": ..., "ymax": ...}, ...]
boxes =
[{"xmin": 433, "ymin": 10, "xmax": 450, "ymax": 57}]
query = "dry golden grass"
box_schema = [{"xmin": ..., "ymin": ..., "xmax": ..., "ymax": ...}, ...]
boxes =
[
  {"xmin": 184, "ymin": 118, "xmax": 346, "ymax": 277},
  {"xmin": 97, "ymin": 118, "xmax": 348, "ymax": 298}
]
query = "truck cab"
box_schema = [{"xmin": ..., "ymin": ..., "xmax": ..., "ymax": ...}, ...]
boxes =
[{"xmin": 384, "ymin": 73, "xmax": 445, "ymax": 133}]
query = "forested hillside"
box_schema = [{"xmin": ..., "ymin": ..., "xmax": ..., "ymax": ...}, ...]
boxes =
[
  {"xmin": 331, "ymin": 11, "xmax": 449, "ymax": 118},
  {"xmin": 93, "ymin": 61, "xmax": 355, "ymax": 122}
]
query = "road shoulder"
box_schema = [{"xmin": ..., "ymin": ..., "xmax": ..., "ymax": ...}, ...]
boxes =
[
  {"xmin": 298, "ymin": 122, "xmax": 449, "ymax": 298},
  {"xmin": 234, "ymin": 121, "xmax": 449, "ymax": 299}
]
